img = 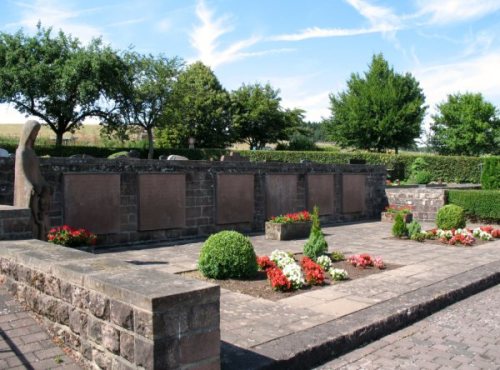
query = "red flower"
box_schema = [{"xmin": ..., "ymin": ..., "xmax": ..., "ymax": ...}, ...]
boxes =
[
  {"xmin": 267, "ymin": 267, "xmax": 292, "ymax": 291},
  {"xmin": 257, "ymin": 256, "xmax": 276, "ymax": 271},
  {"xmin": 301, "ymin": 257, "xmax": 325, "ymax": 285}
]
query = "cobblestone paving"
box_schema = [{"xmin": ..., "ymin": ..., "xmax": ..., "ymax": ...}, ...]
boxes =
[
  {"xmin": 101, "ymin": 221, "xmax": 500, "ymax": 351},
  {"xmin": 0, "ymin": 284, "xmax": 81, "ymax": 370},
  {"xmin": 317, "ymin": 284, "xmax": 500, "ymax": 370}
]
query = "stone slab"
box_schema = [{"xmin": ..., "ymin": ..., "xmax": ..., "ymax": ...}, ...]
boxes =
[
  {"xmin": 307, "ymin": 174, "xmax": 334, "ymax": 215},
  {"xmin": 84, "ymin": 268, "xmax": 219, "ymax": 311},
  {"xmin": 138, "ymin": 174, "xmax": 186, "ymax": 231},
  {"xmin": 265, "ymin": 174, "xmax": 298, "ymax": 219},
  {"xmin": 64, "ymin": 174, "xmax": 120, "ymax": 234},
  {"xmin": 216, "ymin": 174, "xmax": 254, "ymax": 224},
  {"xmin": 342, "ymin": 174, "xmax": 366, "ymax": 214}
]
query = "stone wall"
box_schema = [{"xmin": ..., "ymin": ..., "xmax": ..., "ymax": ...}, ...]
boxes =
[
  {"xmin": 385, "ymin": 187, "xmax": 447, "ymax": 222},
  {"xmin": 0, "ymin": 205, "xmax": 32, "ymax": 240},
  {"xmin": 0, "ymin": 239, "xmax": 220, "ymax": 369},
  {"xmin": 0, "ymin": 158, "xmax": 387, "ymax": 245}
]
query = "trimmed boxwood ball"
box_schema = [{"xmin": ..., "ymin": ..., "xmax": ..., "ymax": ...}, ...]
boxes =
[
  {"xmin": 436, "ymin": 204, "xmax": 466, "ymax": 229},
  {"xmin": 198, "ymin": 231, "xmax": 258, "ymax": 279}
]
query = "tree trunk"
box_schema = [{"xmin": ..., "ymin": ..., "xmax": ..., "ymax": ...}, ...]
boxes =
[
  {"xmin": 55, "ymin": 132, "xmax": 64, "ymax": 147},
  {"xmin": 147, "ymin": 127, "xmax": 154, "ymax": 159},
  {"xmin": 395, "ymin": 147, "xmax": 399, "ymax": 154}
]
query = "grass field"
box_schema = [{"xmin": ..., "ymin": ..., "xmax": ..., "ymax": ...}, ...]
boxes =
[{"xmin": 0, "ymin": 123, "xmax": 103, "ymax": 145}]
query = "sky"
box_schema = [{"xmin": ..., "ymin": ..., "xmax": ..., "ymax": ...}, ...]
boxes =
[{"xmin": 1, "ymin": 0, "xmax": 500, "ymax": 137}]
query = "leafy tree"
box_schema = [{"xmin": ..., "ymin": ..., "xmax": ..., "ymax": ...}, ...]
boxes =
[
  {"xmin": 326, "ymin": 54, "xmax": 426, "ymax": 153},
  {"xmin": 104, "ymin": 52, "xmax": 182, "ymax": 159},
  {"xmin": 0, "ymin": 25, "xmax": 126, "ymax": 146},
  {"xmin": 430, "ymin": 92, "xmax": 500, "ymax": 156},
  {"xmin": 231, "ymin": 83, "xmax": 304, "ymax": 150},
  {"xmin": 156, "ymin": 61, "xmax": 232, "ymax": 148}
]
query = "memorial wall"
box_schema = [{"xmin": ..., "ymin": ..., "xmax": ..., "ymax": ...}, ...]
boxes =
[{"xmin": 0, "ymin": 158, "xmax": 386, "ymax": 245}]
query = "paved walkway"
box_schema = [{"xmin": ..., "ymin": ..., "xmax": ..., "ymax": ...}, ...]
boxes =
[
  {"xmin": 0, "ymin": 284, "xmax": 80, "ymax": 369},
  {"xmin": 2, "ymin": 221, "xmax": 499, "ymax": 369},
  {"xmin": 317, "ymin": 284, "xmax": 500, "ymax": 369},
  {"xmin": 98, "ymin": 221, "xmax": 500, "ymax": 366}
]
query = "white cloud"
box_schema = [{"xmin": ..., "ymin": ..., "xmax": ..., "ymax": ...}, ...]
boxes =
[
  {"xmin": 0, "ymin": 104, "xmax": 29, "ymax": 124},
  {"xmin": 413, "ymin": 51, "xmax": 500, "ymax": 130},
  {"xmin": 415, "ymin": 0, "xmax": 500, "ymax": 24},
  {"xmin": 345, "ymin": 0, "xmax": 402, "ymax": 31},
  {"xmin": 189, "ymin": 0, "xmax": 290, "ymax": 68},
  {"xmin": 7, "ymin": 0, "xmax": 105, "ymax": 43},
  {"xmin": 271, "ymin": 0, "xmax": 401, "ymax": 42},
  {"xmin": 270, "ymin": 26, "xmax": 388, "ymax": 42},
  {"xmin": 260, "ymin": 74, "xmax": 332, "ymax": 122}
]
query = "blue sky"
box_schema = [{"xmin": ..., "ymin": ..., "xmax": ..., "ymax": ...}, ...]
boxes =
[{"xmin": 1, "ymin": 0, "xmax": 500, "ymax": 136}]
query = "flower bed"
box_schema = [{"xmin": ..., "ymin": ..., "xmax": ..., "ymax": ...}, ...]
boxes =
[
  {"xmin": 265, "ymin": 211, "xmax": 312, "ymax": 240},
  {"xmin": 425, "ymin": 226, "xmax": 499, "ymax": 247},
  {"xmin": 183, "ymin": 251, "xmax": 398, "ymax": 301},
  {"xmin": 47, "ymin": 225, "xmax": 97, "ymax": 247}
]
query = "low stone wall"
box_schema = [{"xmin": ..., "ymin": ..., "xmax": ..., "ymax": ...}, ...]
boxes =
[
  {"xmin": 0, "ymin": 239, "xmax": 220, "ymax": 369},
  {"xmin": 384, "ymin": 186, "xmax": 486, "ymax": 222},
  {"xmin": 0, "ymin": 158, "xmax": 386, "ymax": 245},
  {"xmin": 0, "ymin": 205, "xmax": 32, "ymax": 240}
]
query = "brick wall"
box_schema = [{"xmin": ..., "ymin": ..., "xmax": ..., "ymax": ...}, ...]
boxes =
[
  {"xmin": 0, "ymin": 158, "xmax": 387, "ymax": 245},
  {"xmin": 0, "ymin": 205, "xmax": 32, "ymax": 240},
  {"xmin": 0, "ymin": 239, "xmax": 220, "ymax": 369},
  {"xmin": 385, "ymin": 187, "xmax": 447, "ymax": 222}
]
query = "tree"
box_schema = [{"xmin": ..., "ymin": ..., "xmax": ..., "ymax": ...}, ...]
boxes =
[
  {"xmin": 430, "ymin": 92, "xmax": 500, "ymax": 156},
  {"xmin": 326, "ymin": 54, "xmax": 426, "ymax": 153},
  {"xmin": 156, "ymin": 61, "xmax": 232, "ymax": 148},
  {"xmin": 104, "ymin": 52, "xmax": 182, "ymax": 159},
  {"xmin": 0, "ymin": 25, "xmax": 126, "ymax": 146},
  {"xmin": 231, "ymin": 83, "xmax": 303, "ymax": 150}
]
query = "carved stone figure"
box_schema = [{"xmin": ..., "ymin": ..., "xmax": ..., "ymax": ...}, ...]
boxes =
[{"xmin": 13, "ymin": 120, "xmax": 51, "ymax": 240}]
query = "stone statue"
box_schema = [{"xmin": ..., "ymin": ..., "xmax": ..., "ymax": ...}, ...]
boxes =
[{"xmin": 13, "ymin": 120, "xmax": 52, "ymax": 240}]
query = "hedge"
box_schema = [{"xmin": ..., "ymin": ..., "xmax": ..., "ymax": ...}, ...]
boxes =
[
  {"xmin": 447, "ymin": 189, "xmax": 500, "ymax": 221},
  {"xmin": 0, "ymin": 140, "xmax": 227, "ymax": 161},
  {"xmin": 481, "ymin": 157, "xmax": 500, "ymax": 189},
  {"xmin": 239, "ymin": 150, "xmax": 482, "ymax": 184},
  {"xmin": 0, "ymin": 137, "xmax": 483, "ymax": 184}
]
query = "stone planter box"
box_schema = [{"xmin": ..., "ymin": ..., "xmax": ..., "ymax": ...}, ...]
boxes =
[
  {"xmin": 265, "ymin": 221, "xmax": 312, "ymax": 240},
  {"xmin": 381, "ymin": 212, "xmax": 413, "ymax": 223}
]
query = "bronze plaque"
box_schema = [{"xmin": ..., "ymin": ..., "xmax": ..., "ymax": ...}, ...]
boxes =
[
  {"xmin": 138, "ymin": 174, "xmax": 185, "ymax": 231},
  {"xmin": 216, "ymin": 174, "xmax": 254, "ymax": 224},
  {"xmin": 265, "ymin": 174, "xmax": 298, "ymax": 218},
  {"xmin": 307, "ymin": 174, "xmax": 334, "ymax": 215},
  {"xmin": 64, "ymin": 174, "xmax": 120, "ymax": 234},
  {"xmin": 342, "ymin": 174, "xmax": 366, "ymax": 214}
]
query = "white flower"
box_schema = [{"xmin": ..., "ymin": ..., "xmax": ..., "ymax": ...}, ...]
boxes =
[
  {"xmin": 282, "ymin": 263, "xmax": 305, "ymax": 289},
  {"xmin": 436, "ymin": 229, "xmax": 453, "ymax": 239},
  {"xmin": 329, "ymin": 268, "xmax": 348, "ymax": 281},
  {"xmin": 316, "ymin": 255, "xmax": 332, "ymax": 270},
  {"xmin": 472, "ymin": 228, "xmax": 492, "ymax": 241},
  {"xmin": 270, "ymin": 249, "xmax": 295, "ymax": 269}
]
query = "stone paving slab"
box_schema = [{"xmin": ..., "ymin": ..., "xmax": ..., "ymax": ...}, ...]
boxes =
[
  {"xmin": 98, "ymin": 221, "xmax": 500, "ymax": 369},
  {"xmin": 317, "ymin": 283, "xmax": 500, "ymax": 369},
  {"xmin": 0, "ymin": 284, "xmax": 81, "ymax": 369}
]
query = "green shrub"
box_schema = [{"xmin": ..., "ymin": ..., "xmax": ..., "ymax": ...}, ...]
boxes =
[
  {"xmin": 481, "ymin": 157, "xmax": 500, "ymax": 189},
  {"xmin": 392, "ymin": 213, "xmax": 408, "ymax": 238},
  {"xmin": 198, "ymin": 231, "xmax": 257, "ymax": 279},
  {"xmin": 406, "ymin": 220, "xmax": 422, "ymax": 237},
  {"xmin": 412, "ymin": 170, "xmax": 433, "ymax": 184},
  {"xmin": 436, "ymin": 204, "xmax": 466, "ymax": 229},
  {"xmin": 303, "ymin": 206, "xmax": 328, "ymax": 259},
  {"xmin": 330, "ymin": 250, "xmax": 345, "ymax": 262},
  {"xmin": 447, "ymin": 189, "xmax": 500, "ymax": 221},
  {"xmin": 410, "ymin": 232, "xmax": 426, "ymax": 242}
]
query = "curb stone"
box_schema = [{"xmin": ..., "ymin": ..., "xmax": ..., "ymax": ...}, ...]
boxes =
[{"xmin": 222, "ymin": 260, "xmax": 500, "ymax": 370}]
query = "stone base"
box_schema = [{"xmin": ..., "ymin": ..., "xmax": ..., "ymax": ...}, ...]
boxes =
[
  {"xmin": 381, "ymin": 212, "xmax": 413, "ymax": 223},
  {"xmin": 265, "ymin": 221, "xmax": 312, "ymax": 240}
]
